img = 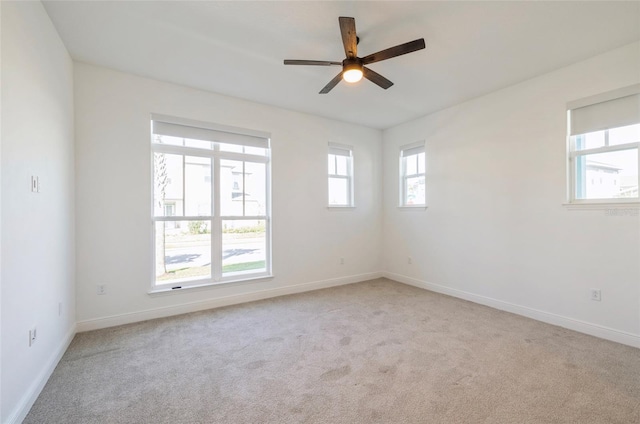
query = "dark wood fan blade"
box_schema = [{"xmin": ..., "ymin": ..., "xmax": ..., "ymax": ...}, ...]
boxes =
[
  {"xmin": 284, "ymin": 60, "xmax": 342, "ymax": 66},
  {"xmin": 362, "ymin": 38, "xmax": 425, "ymax": 65},
  {"xmin": 363, "ymin": 67, "xmax": 393, "ymax": 89},
  {"xmin": 339, "ymin": 17, "xmax": 357, "ymax": 59},
  {"xmin": 319, "ymin": 72, "xmax": 344, "ymax": 94}
]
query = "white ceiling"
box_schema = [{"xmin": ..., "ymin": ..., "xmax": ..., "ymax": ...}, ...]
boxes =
[{"xmin": 42, "ymin": 1, "xmax": 640, "ymax": 130}]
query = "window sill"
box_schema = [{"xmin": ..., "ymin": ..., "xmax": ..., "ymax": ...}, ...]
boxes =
[
  {"xmin": 398, "ymin": 205, "xmax": 428, "ymax": 210},
  {"xmin": 562, "ymin": 201, "xmax": 640, "ymax": 212},
  {"xmin": 562, "ymin": 201, "xmax": 640, "ymax": 211},
  {"xmin": 327, "ymin": 205, "xmax": 355, "ymax": 209},
  {"xmin": 148, "ymin": 274, "xmax": 274, "ymax": 296}
]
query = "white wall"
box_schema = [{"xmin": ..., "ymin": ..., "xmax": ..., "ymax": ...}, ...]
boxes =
[
  {"xmin": 74, "ymin": 63, "xmax": 382, "ymax": 328},
  {"xmin": 0, "ymin": 2, "xmax": 76, "ymax": 423},
  {"xmin": 383, "ymin": 42, "xmax": 640, "ymax": 347}
]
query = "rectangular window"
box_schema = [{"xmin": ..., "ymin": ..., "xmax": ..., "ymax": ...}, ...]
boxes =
[
  {"xmin": 567, "ymin": 85, "xmax": 639, "ymax": 203},
  {"xmin": 400, "ymin": 142, "xmax": 426, "ymax": 206},
  {"xmin": 328, "ymin": 143, "xmax": 354, "ymax": 207},
  {"xmin": 152, "ymin": 114, "xmax": 271, "ymax": 290}
]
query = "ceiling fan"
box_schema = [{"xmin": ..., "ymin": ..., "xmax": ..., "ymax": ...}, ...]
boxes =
[{"xmin": 284, "ymin": 16, "xmax": 425, "ymax": 94}]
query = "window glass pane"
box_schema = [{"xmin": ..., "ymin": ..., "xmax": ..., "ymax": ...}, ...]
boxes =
[
  {"xmin": 328, "ymin": 154, "xmax": 336, "ymax": 175},
  {"xmin": 575, "ymin": 148, "xmax": 638, "ymax": 199},
  {"xmin": 336, "ymin": 155, "xmax": 349, "ymax": 176},
  {"xmin": 329, "ymin": 177, "xmax": 349, "ymax": 205},
  {"xmin": 220, "ymin": 159, "xmax": 244, "ymax": 216},
  {"xmin": 155, "ymin": 220, "xmax": 211, "ymax": 284},
  {"xmin": 574, "ymin": 130, "xmax": 605, "ymax": 150},
  {"xmin": 405, "ymin": 176, "xmax": 425, "ymax": 205},
  {"xmin": 184, "ymin": 138, "xmax": 214, "ymax": 150},
  {"xmin": 244, "ymin": 146, "xmax": 267, "ymax": 156},
  {"xmin": 184, "ymin": 156, "xmax": 211, "ymax": 216},
  {"xmin": 244, "ymin": 162, "xmax": 266, "ymax": 216},
  {"xmin": 153, "ymin": 134, "xmax": 214, "ymax": 150},
  {"xmin": 418, "ymin": 152, "xmax": 426, "ymax": 174},
  {"xmin": 154, "ymin": 153, "xmax": 184, "ymax": 217},
  {"xmin": 222, "ymin": 220, "xmax": 266, "ymax": 276},
  {"xmin": 609, "ymin": 123, "xmax": 640, "ymax": 147},
  {"xmin": 219, "ymin": 143, "xmax": 243, "ymax": 153},
  {"xmin": 405, "ymin": 154, "xmax": 418, "ymax": 175},
  {"xmin": 153, "ymin": 135, "xmax": 183, "ymax": 147}
]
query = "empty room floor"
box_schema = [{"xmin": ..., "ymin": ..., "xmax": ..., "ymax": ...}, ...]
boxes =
[{"xmin": 25, "ymin": 279, "xmax": 640, "ymax": 423}]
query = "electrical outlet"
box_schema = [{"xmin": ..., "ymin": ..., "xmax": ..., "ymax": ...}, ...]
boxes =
[
  {"xmin": 29, "ymin": 327, "xmax": 37, "ymax": 347},
  {"xmin": 408, "ymin": 256, "xmax": 413, "ymax": 264},
  {"xmin": 590, "ymin": 289, "xmax": 602, "ymax": 302},
  {"xmin": 58, "ymin": 302, "xmax": 62, "ymax": 316},
  {"xmin": 97, "ymin": 284, "xmax": 107, "ymax": 295}
]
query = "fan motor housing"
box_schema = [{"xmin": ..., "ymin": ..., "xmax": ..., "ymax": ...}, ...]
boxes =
[{"xmin": 342, "ymin": 58, "xmax": 363, "ymax": 73}]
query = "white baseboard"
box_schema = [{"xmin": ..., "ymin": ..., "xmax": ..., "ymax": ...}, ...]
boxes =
[
  {"xmin": 6, "ymin": 324, "xmax": 77, "ymax": 424},
  {"xmin": 77, "ymin": 272, "xmax": 383, "ymax": 332},
  {"xmin": 384, "ymin": 272, "xmax": 640, "ymax": 349}
]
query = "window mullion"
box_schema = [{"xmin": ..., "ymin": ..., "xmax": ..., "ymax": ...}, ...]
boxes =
[
  {"xmin": 182, "ymin": 155, "xmax": 186, "ymax": 216},
  {"xmin": 573, "ymin": 143, "xmax": 639, "ymax": 156},
  {"xmin": 212, "ymin": 156, "xmax": 222, "ymax": 282}
]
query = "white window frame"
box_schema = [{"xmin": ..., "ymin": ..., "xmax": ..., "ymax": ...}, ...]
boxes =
[
  {"xmin": 399, "ymin": 142, "xmax": 426, "ymax": 207},
  {"xmin": 566, "ymin": 85, "xmax": 640, "ymax": 206},
  {"xmin": 150, "ymin": 114, "xmax": 272, "ymax": 292},
  {"xmin": 327, "ymin": 143, "xmax": 354, "ymax": 207}
]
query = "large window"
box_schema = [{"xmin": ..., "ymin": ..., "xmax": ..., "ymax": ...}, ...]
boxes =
[
  {"xmin": 151, "ymin": 114, "xmax": 271, "ymax": 290},
  {"xmin": 328, "ymin": 143, "xmax": 354, "ymax": 207},
  {"xmin": 400, "ymin": 142, "xmax": 426, "ymax": 206},
  {"xmin": 568, "ymin": 85, "xmax": 639, "ymax": 203}
]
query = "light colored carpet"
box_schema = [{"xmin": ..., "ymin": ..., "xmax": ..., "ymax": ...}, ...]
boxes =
[{"xmin": 24, "ymin": 278, "xmax": 640, "ymax": 423}]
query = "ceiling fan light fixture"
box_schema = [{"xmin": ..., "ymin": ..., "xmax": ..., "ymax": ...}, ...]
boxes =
[
  {"xmin": 342, "ymin": 62, "xmax": 363, "ymax": 83},
  {"xmin": 284, "ymin": 17, "xmax": 425, "ymax": 93}
]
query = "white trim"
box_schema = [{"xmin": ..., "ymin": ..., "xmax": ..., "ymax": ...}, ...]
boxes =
[
  {"xmin": 149, "ymin": 274, "xmax": 274, "ymax": 295},
  {"xmin": 5, "ymin": 324, "xmax": 76, "ymax": 424},
  {"xmin": 77, "ymin": 272, "xmax": 383, "ymax": 332},
  {"xmin": 563, "ymin": 201, "xmax": 640, "ymax": 210},
  {"xmin": 397, "ymin": 206, "xmax": 428, "ymax": 210},
  {"xmin": 384, "ymin": 272, "xmax": 640, "ymax": 349},
  {"xmin": 570, "ymin": 142, "xmax": 639, "ymax": 156}
]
